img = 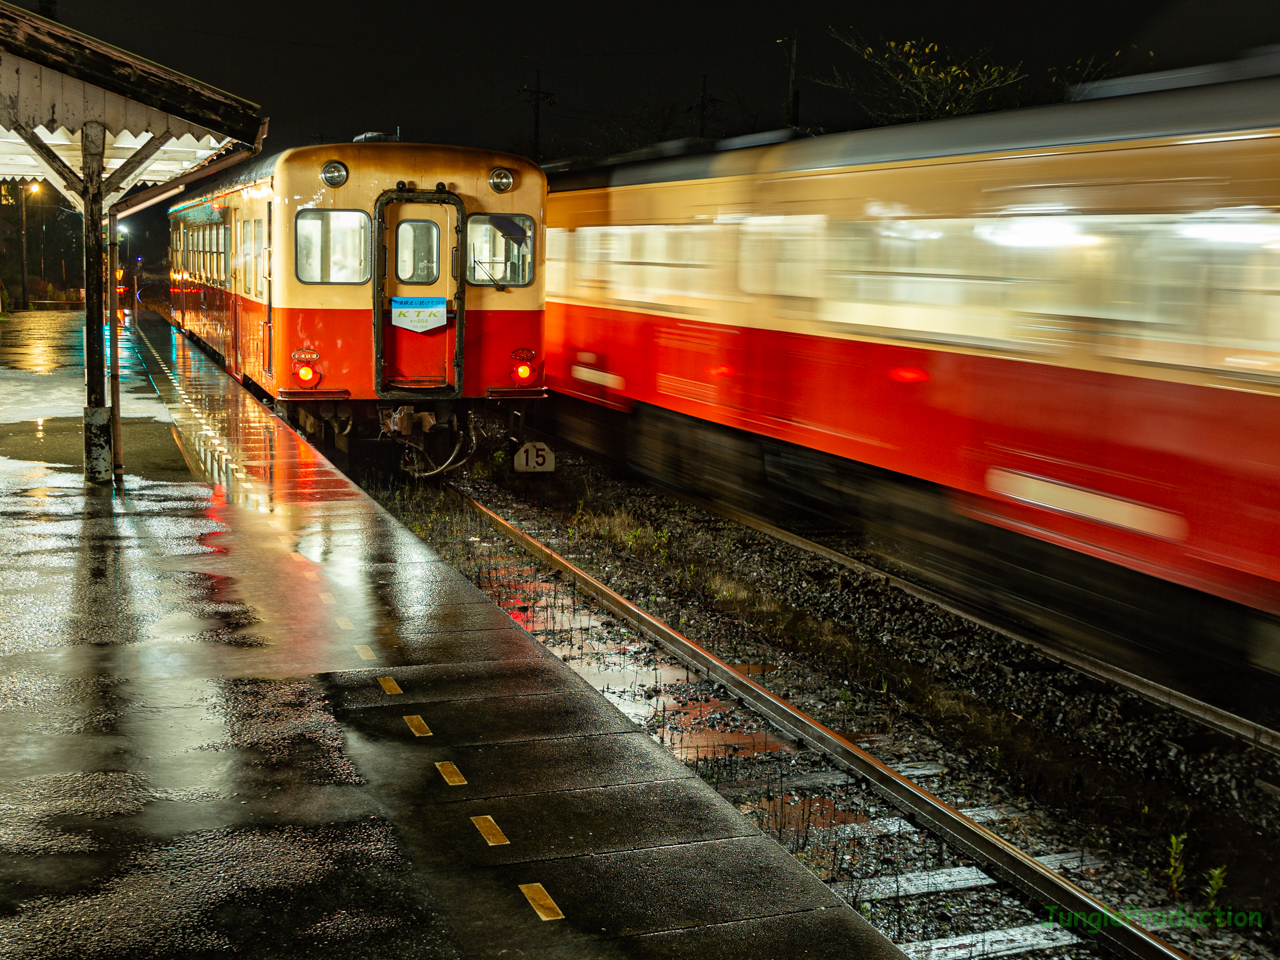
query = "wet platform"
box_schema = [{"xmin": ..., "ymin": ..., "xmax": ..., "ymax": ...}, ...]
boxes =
[{"xmin": 0, "ymin": 310, "xmax": 905, "ymax": 959}]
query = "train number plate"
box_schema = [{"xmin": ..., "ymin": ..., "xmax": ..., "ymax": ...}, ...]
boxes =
[
  {"xmin": 513, "ymin": 442, "xmax": 555, "ymax": 473},
  {"xmin": 391, "ymin": 297, "xmax": 447, "ymax": 333}
]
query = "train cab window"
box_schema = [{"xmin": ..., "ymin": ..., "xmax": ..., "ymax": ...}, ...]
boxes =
[
  {"xmin": 395, "ymin": 220, "xmax": 440, "ymax": 284},
  {"xmin": 296, "ymin": 209, "xmax": 370, "ymax": 284},
  {"xmin": 467, "ymin": 214, "xmax": 534, "ymax": 287}
]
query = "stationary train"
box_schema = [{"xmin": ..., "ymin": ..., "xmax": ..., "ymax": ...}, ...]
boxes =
[
  {"xmin": 540, "ymin": 76, "xmax": 1280, "ymax": 683},
  {"xmin": 167, "ymin": 142, "xmax": 547, "ymax": 475}
]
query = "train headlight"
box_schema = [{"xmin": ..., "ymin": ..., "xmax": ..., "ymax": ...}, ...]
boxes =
[
  {"xmin": 320, "ymin": 161, "xmax": 349, "ymax": 188},
  {"xmin": 488, "ymin": 168, "xmax": 514, "ymax": 193}
]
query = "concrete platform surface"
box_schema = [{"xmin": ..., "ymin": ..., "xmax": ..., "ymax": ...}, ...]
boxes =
[{"xmin": 0, "ymin": 310, "xmax": 905, "ymax": 960}]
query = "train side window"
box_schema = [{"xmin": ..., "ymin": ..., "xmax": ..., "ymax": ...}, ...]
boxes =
[
  {"xmin": 220, "ymin": 225, "xmax": 229, "ymax": 286},
  {"xmin": 295, "ymin": 209, "xmax": 370, "ymax": 284},
  {"xmin": 546, "ymin": 227, "xmax": 568, "ymax": 296},
  {"xmin": 241, "ymin": 221, "xmax": 252, "ymax": 294},
  {"xmin": 254, "ymin": 219, "xmax": 264, "ymax": 296},
  {"xmin": 395, "ymin": 220, "xmax": 440, "ymax": 284},
  {"xmin": 467, "ymin": 214, "xmax": 534, "ymax": 287}
]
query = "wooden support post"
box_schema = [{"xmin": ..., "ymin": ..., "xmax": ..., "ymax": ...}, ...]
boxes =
[{"xmin": 81, "ymin": 120, "xmax": 110, "ymax": 484}]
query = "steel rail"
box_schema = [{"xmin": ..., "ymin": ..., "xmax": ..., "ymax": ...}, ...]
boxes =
[
  {"xmin": 667, "ymin": 493, "xmax": 1280, "ymax": 760},
  {"xmin": 455, "ymin": 488, "xmax": 1190, "ymax": 960}
]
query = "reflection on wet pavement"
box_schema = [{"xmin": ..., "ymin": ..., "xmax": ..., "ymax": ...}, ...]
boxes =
[{"xmin": 0, "ymin": 312, "xmax": 893, "ymax": 960}]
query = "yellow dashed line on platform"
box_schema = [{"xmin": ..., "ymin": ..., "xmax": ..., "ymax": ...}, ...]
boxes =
[
  {"xmin": 435, "ymin": 762, "xmax": 467, "ymax": 785},
  {"xmin": 519, "ymin": 883, "xmax": 564, "ymax": 921},
  {"xmin": 319, "ymin": 592, "xmax": 335, "ymax": 604},
  {"xmin": 304, "ymin": 571, "xmax": 320, "ymax": 582},
  {"xmin": 335, "ymin": 617, "xmax": 354, "ymax": 629},
  {"xmin": 291, "ymin": 553, "xmax": 307, "ymax": 563},
  {"xmin": 354, "ymin": 644, "xmax": 376, "ymax": 659},
  {"xmin": 377, "ymin": 676, "xmax": 403, "ymax": 695},
  {"xmin": 404, "ymin": 715, "xmax": 431, "ymax": 736},
  {"xmin": 471, "ymin": 816, "xmax": 509, "ymax": 846}
]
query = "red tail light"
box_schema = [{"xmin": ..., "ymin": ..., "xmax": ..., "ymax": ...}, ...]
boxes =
[
  {"xmin": 512, "ymin": 362, "xmax": 536, "ymax": 386},
  {"xmin": 889, "ymin": 366, "xmax": 930, "ymax": 382},
  {"xmin": 294, "ymin": 364, "xmax": 320, "ymax": 386}
]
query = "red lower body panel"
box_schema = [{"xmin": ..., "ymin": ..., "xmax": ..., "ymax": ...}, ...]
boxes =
[{"xmin": 546, "ymin": 300, "xmax": 1280, "ymax": 615}]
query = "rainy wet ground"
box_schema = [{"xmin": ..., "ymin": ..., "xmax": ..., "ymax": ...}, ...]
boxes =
[
  {"xmin": 359, "ymin": 466, "xmax": 1280, "ymax": 960},
  {"xmin": 0, "ymin": 310, "xmax": 903, "ymax": 960}
]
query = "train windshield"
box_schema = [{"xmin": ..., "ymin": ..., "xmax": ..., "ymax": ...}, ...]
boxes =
[
  {"xmin": 396, "ymin": 220, "xmax": 440, "ymax": 284},
  {"xmin": 296, "ymin": 209, "xmax": 370, "ymax": 284},
  {"xmin": 467, "ymin": 214, "xmax": 534, "ymax": 287}
]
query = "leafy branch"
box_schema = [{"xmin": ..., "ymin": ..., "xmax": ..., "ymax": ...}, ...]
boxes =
[{"xmin": 816, "ymin": 32, "xmax": 1028, "ymax": 125}]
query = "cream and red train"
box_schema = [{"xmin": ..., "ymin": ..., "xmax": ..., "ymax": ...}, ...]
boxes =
[
  {"xmin": 168, "ymin": 142, "xmax": 546, "ymax": 474},
  {"xmin": 543, "ymin": 77, "xmax": 1280, "ymax": 684}
]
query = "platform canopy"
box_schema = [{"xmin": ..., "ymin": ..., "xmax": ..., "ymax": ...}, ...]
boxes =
[
  {"xmin": 0, "ymin": 1, "xmax": 265, "ymax": 483},
  {"xmin": 0, "ymin": 3, "xmax": 262, "ymax": 210}
]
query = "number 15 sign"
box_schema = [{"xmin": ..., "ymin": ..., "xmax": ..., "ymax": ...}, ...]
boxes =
[{"xmin": 514, "ymin": 442, "xmax": 555, "ymax": 473}]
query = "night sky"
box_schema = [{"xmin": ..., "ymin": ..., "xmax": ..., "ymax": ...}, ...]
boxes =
[
  {"xmin": 13, "ymin": 0, "xmax": 1280, "ymax": 269},
  {"xmin": 34, "ymin": 0, "xmax": 1278, "ymax": 153}
]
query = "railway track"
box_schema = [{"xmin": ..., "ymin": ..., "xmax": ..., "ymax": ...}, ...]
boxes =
[
  {"xmin": 686, "ymin": 500, "xmax": 1280, "ymax": 761},
  {"xmin": 412, "ymin": 483, "xmax": 1192, "ymax": 960}
]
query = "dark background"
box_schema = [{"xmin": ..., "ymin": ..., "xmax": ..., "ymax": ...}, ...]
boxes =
[{"xmin": 5, "ymin": 0, "xmax": 1280, "ymax": 289}]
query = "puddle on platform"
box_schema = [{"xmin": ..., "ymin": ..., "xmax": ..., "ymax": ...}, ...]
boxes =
[
  {"xmin": 470, "ymin": 559, "xmax": 796, "ymax": 760},
  {"xmin": 729, "ymin": 663, "xmax": 778, "ymax": 678}
]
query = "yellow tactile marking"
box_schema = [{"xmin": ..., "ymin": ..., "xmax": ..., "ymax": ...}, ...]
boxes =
[
  {"xmin": 435, "ymin": 761, "xmax": 467, "ymax": 785},
  {"xmin": 335, "ymin": 617, "xmax": 355, "ymax": 630},
  {"xmin": 290, "ymin": 552, "xmax": 307, "ymax": 563},
  {"xmin": 471, "ymin": 815, "xmax": 510, "ymax": 846},
  {"xmin": 519, "ymin": 883, "xmax": 564, "ymax": 921},
  {"xmin": 404, "ymin": 715, "xmax": 431, "ymax": 737},
  {"xmin": 354, "ymin": 645, "xmax": 376, "ymax": 660},
  {"xmin": 319, "ymin": 592, "xmax": 336, "ymax": 604},
  {"xmin": 303, "ymin": 571, "xmax": 320, "ymax": 582},
  {"xmin": 377, "ymin": 676, "xmax": 403, "ymax": 695}
]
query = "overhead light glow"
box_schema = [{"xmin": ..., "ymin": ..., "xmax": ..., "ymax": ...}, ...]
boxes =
[{"xmin": 975, "ymin": 218, "xmax": 1101, "ymax": 248}]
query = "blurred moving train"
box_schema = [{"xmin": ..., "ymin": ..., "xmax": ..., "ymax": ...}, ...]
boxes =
[
  {"xmin": 541, "ymin": 76, "xmax": 1280, "ymax": 683},
  {"xmin": 167, "ymin": 142, "xmax": 547, "ymax": 475}
]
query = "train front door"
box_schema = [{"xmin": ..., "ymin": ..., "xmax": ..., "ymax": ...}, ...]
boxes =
[{"xmin": 381, "ymin": 201, "xmax": 457, "ymax": 390}]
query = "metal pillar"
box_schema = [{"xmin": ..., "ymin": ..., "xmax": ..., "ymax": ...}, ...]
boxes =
[
  {"xmin": 81, "ymin": 121, "xmax": 110, "ymax": 484},
  {"xmin": 108, "ymin": 209, "xmax": 122, "ymax": 482},
  {"xmin": 19, "ymin": 181, "xmax": 28, "ymax": 309}
]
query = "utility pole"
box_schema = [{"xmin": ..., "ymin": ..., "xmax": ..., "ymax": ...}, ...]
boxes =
[
  {"xmin": 520, "ymin": 70, "xmax": 555, "ymax": 161},
  {"xmin": 778, "ymin": 32, "xmax": 800, "ymax": 127},
  {"xmin": 19, "ymin": 180, "xmax": 29, "ymax": 310},
  {"xmin": 699, "ymin": 75, "xmax": 708, "ymax": 138}
]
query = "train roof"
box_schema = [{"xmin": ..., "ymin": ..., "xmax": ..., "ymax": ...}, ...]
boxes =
[
  {"xmin": 546, "ymin": 75, "xmax": 1280, "ymax": 192},
  {"xmin": 169, "ymin": 150, "xmax": 281, "ymax": 214}
]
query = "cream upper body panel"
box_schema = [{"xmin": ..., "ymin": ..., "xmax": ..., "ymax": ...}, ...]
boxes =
[{"xmin": 265, "ymin": 143, "xmax": 546, "ymax": 313}]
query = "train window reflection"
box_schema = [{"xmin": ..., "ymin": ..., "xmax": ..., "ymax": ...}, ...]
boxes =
[
  {"xmin": 395, "ymin": 220, "xmax": 440, "ymax": 284},
  {"xmin": 546, "ymin": 227, "xmax": 568, "ymax": 296},
  {"xmin": 467, "ymin": 214, "xmax": 534, "ymax": 287},
  {"xmin": 296, "ymin": 209, "xmax": 370, "ymax": 284},
  {"xmin": 556, "ymin": 209, "xmax": 1280, "ymax": 378},
  {"xmin": 241, "ymin": 220, "xmax": 252, "ymax": 294}
]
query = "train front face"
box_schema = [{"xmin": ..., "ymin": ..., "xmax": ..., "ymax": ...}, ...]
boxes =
[{"xmin": 272, "ymin": 143, "xmax": 547, "ymax": 470}]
